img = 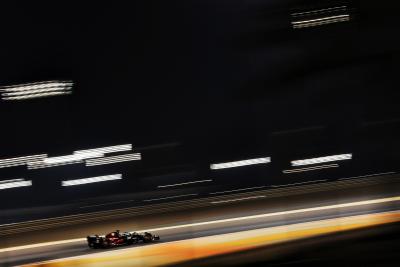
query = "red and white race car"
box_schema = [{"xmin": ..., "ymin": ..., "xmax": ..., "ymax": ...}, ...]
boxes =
[{"xmin": 87, "ymin": 230, "xmax": 160, "ymax": 248}]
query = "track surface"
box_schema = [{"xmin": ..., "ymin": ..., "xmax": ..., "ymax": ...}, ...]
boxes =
[{"xmin": 1, "ymin": 178, "xmax": 399, "ymax": 267}]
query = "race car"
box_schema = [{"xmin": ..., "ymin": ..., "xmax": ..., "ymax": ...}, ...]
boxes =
[{"xmin": 87, "ymin": 230, "xmax": 160, "ymax": 248}]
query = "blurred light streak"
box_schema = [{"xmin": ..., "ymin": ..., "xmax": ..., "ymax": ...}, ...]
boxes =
[
  {"xmin": 157, "ymin": 179, "xmax": 212, "ymax": 188},
  {"xmin": 79, "ymin": 199, "xmax": 135, "ymax": 209},
  {"xmin": 2, "ymin": 196, "xmax": 400, "ymax": 254},
  {"xmin": 283, "ymin": 164, "xmax": 339, "ymax": 173},
  {"xmin": 292, "ymin": 14, "xmax": 350, "ymax": 28},
  {"xmin": 0, "ymin": 178, "xmax": 24, "ymax": 184},
  {"xmin": 137, "ymin": 196, "xmax": 400, "ymax": 233},
  {"xmin": 0, "ymin": 179, "xmax": 32, "ymax": 190},
  {"xmin": 338, "ymin": 171, "xmax": 396, "ymax": 180},
  {"xmin": 44, "ymin": 153, "xmax": 104, "ymax": 164},
  {"xmin": 74, "ymin": 144, "xmax": 132, "ymax": 155},
  {"xmin": 143, "ymin": 194, "xmax": 198, "ymax": 202},
  {"xmin": 61, "ymin": 174, "xmax": 122, "ymax": 186},
  {"xmin": 0, "ymin": 154, "xmax": 47, "ymax": 169},
  {"xmin": 271, "ymin": 179, "xmax": 327, "ymax": 188},
  {"xmin": 0, "ymin": 81, "xmax": 73, "ymax": 101},
  {"xmin": 27, "ymin": 160, "xmax": 83, "ymax": 169},
  {"xmin": 211, "ymin": 195, "xmax": 266, "ymax": 204},
  {"xmin": 85, "ymin": 153, "xmax": 141, "ymax": 166},
  {"xmin": 291, "ymin": 6, "xmax": 347, "ymax": 17},
  {"xmin": 26, "ymin": 144, "xmax": 133, "ymax": 169},
  {"xmin": 22, "ymin": 211, "xmax": 400, "ymax": 267},
  {"xmin": 291, "ymin": 153, "xmax": 352, "ymax": 166},
  {"xmin": 209, "ymin": 186, "xmax": 267, "ymax": 195},
  {"xmin": 2, "ymin": 92, "xmax": 71, "ymax": 100},
  {"xmin": 210, "ymin": 157, "xmax": 270, "ymax": 170}
]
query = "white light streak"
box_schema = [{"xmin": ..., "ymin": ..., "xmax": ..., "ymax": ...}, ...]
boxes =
[
  {"xmin": 0, "ymin": 178, "xmax": 24, "ymax": 184},
  {"xmin": 74, "ymin": 144, "xmax": 132, "ymax": 155},
  {"xmin": 0, "ymin": 81, "xmax": 73, "ymax": 101},
  {"xmin": 211, "ymin": 196, "xmax": 266, "ymax": 204},
  {"xmin": 143, "ymin": 194, "xmax": 198, "ymax": 202},
  {"xmin": 0, "ymin": 154, "xmax": 47, "ymax": 169},
  {"xmin": 157, "ymin": 179, "xmax": 213, "ymax": 188},
  {"xmin": 61, "ymin": 174, "xmax": 122, "ymax": 187},
  {"xmin": 27, "ymin": 160, "xmax": 83, "ymax": 170},
  {"xmin": 338, "ymin": 171, "xmax": 397, "ymax": 181},
  {"xmin": 291, "ymin": 153, "xmax": 352, "ymax": 166},
  {"xmin": 292, "ymin": 14, "xmax": 350, "ymax": 29},
  {"xmin": 210, "ymin": 157, "xmax": 271, "ymax": 170},
  {"xmin": 0, "ymin": 179, "xmax": 32, "ymax": 190},
  {"xmin": 209, "ymin": 186, "xmax": 267, "ymax": 195},
  {"xmin": 44, "ymin": 153, "xmax": 103, "ymax": 164},
  {"xmin": 271, "ymin": 179, "xmax": 327, "ymax": 188},
  {"xmin": 85, "ymin": 153, "xmax": 141, "ymax": 166},
  {"xmin": 0, "ymin": 81, "xmax": 73, "ymax": 92},
  {"xmin": 283, "ymin": 164, "xmax": 339, "ymax": 174},
  {"xmin": 2, "ymin": 91, "xmax": 72, "ymax": 101},
  {"xmin": 291, "ymin": 6, "xmax": 347, "ymax": 17},
  {"xmin": 292, "ymin": 14, "xmax": 349, "ymax": 25}
]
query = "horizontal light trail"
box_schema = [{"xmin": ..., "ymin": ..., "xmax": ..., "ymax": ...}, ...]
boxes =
[
  {"xmin": 2, "ymin": 87, "xmax": 70, "ymax": 96},
  {"xmin": 292, "ymin": 14, "xmax": 349, "ymax": 25},
  {"xmin": 0, "ymin": 238, "xmax": 86, "ymax": 253},
  {"xmin": 2, "ymin": 91, "xmax": 72, "ymax": 100},
  {"xmin": 210, "ymin": 157, "xmax": 270, "ymax": 170},
  {"xmin": 338, "ymin": 171, "xmax": 396, "ymax": 181},
  {"xmin": 85, "ymin": 153, "xmax": 141, "ymax": 166},
  {"xmin": 292, "ymin": 14, "xmax": 350, "ymax": 29},
  {"xmin": 209, "ymin": 186, "xmax": 267, "ymax": 195},
  {"xmin": 27, "ymin": 160, "xmax": 84, "ymax": 169},
  {"xmin": 0, "ymin": 179, "xmax": 32, "ymax": 190},
  {"xmin": 157, "ymin": 179, "xmax": 213, "ymax": 188},
  {"xmin": 211, "ymin": 195, "xmax": 266, "ymax": 204},
  {"xmin": 0, "ymin": 178, "xmax": 24, "ymax": 184},
  {"xmin": 74, "ymin": 144, "xmax": 132, "ymax": 155},
  {"xmin": 44, "ymin": 153, "xmax": 103, "ymax": 164},
  {"xmin": 138, "ymin": 196, "xmax": 400, "ymax": 233},
  {"xmin": 271, "ymin": 179, "xmax": 327, "ymax": 188},
  {"xmin": 2, "ymin": 196, "xmax": 400, "ymax": 254},
  {"xmin": 80, "ymin": 199, "xmax": 136, "ymax": 209},
  {"xmin": 0, "ymin": 81, "xmax": 73, "ymax": 101},
  {"xmin": 24, "ymin": 144, "xmax": 133, "ymax": 169},
  {"xmin": 291, "ymin": 153, "xmax": 352, "ymax": 166},
  {"xmin": 283, "ymin": 164, "xmax": 339, "ymax": 174},
  {"xmin": 0, "ymin": 81, "xmax": 73, "ymax": 91},
  {"xmin": 143, "ymin": 194, "xmax": 198, "ymax": 202},
  {"xmin": 291, "ymin": 6, "xmax": 347, "ymax": 17},
  {"xmin": 61, "ymin": 174, "xmax": 122, "ymax": 187},
  {"xmin": 0, "ymin": 154, "xmax": 47, "ymax": 169}
]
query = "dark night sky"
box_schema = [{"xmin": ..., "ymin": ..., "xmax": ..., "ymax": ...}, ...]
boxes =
[{"xmin": 0, "ymin": 1, "xmax": 400, "ymax": 210}]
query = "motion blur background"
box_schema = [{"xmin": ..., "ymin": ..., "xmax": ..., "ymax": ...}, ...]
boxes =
[{"xmin": 0, "ymin": 0, "xmax": 400, "ymax": 266}]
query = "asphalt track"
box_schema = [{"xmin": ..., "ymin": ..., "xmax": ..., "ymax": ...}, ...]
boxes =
[{"xmin": 1, "ymin": 177, "xmax": 399, "ymax": 267}]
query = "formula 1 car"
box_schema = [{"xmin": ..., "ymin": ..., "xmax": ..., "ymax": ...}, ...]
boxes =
[{"xmin": 87, "ymin": 230, "xmax": 160, "ymax": 249}]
